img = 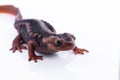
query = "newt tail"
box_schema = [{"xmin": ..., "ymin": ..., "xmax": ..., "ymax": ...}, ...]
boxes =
[{"xmin": 0, "ymin": 5, "xmax": 22, "ymax": 21}]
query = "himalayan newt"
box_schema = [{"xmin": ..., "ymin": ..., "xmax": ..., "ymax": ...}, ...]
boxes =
[{"xmin": 0, "ymin": 5, "xmax": 89, "ymax": 62}]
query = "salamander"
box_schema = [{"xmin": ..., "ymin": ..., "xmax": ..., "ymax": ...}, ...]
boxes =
[{"xmin": 0, "ymin": 5, "xmax": 89, "ymax": 62}]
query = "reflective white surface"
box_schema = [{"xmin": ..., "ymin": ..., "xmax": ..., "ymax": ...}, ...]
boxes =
[{"xmin": 0, "ymin": 0, "xmax": 119, "ymax": 80}]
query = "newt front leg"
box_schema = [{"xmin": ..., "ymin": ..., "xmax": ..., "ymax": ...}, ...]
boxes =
[
  {"xmin": 27, "ymin": 40, "xmax": 43, "ymax": 62},
  {"xmin": 73, "ymin": 46, "xmax": 89, "ymax": 55}
]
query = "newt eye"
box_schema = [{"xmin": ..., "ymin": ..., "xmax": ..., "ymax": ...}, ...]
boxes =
[{"xmin": 55, "ymin": 40, "xmax": 62, "ymax": 46}]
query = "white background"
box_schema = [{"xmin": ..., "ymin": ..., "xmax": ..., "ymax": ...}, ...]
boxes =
[{"xmin": 0, "ymin": 0, "xmax": 120, "ymax": 80}]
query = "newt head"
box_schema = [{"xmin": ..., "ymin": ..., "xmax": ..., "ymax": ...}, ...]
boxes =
[{"xmin": 42, "ymin": 33, "xmax": 76, "ymax": 52}]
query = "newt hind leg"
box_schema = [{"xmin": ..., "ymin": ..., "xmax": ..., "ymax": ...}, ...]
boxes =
[{"xmin": 10, "ymin": 34, "xmax": 27, "ymax": 53}]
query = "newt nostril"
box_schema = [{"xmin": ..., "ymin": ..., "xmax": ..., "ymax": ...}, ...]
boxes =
[{"xmin": 65, "ymin": 38, "xmax": 72, "ymax": 41}]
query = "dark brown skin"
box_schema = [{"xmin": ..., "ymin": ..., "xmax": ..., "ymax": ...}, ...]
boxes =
[{"xmin": 0, "ymin": 5, "xmax": 89, "ymax": 62}]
